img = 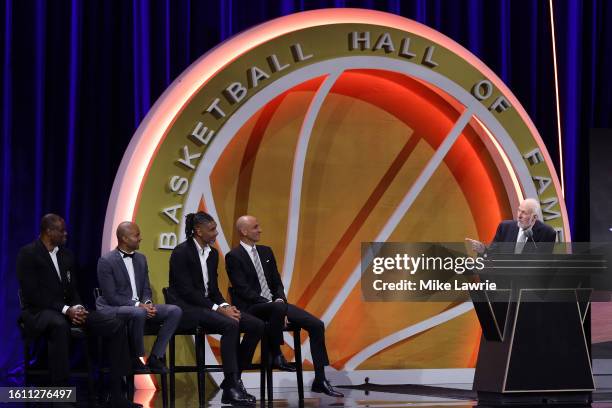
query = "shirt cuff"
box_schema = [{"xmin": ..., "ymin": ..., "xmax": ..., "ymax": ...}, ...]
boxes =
[
  {"xmin": 135, "ymin": 301, "xmax": 140, "ymax": 307},
  {"xmin": 62, "ymin": 305, "xmax": 70, "ymax": 315},
  {"xmin": 213, "ymin": 303, "xmax": 230, "ymax": 311}
]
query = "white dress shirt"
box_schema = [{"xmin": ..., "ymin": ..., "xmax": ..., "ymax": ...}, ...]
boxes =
[
  {"xmin": 193, "ymin": 239, "xmax": 227, "ymax": 311},
  {"xmin": 49, "ymin": 247, "xmax": 80, "ymax": 315}
]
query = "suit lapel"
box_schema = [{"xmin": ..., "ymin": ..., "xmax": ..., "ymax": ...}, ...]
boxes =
[
  {"xmin": 206, "ymin": 248, "xmax": 217, "ymax": 278},
  {"xmin": 188, "ymin": 239, "xmax": 206, "ymax": 287},
  {"xmin": 133, "ymin": 253, "xmax": 145, "ymax": 299},
  {"xmin": 36, "ymin": 240, "xmax": 62, "ymax": 283},
  {"xmin": 187, "ymin": 239, "xmax": 201, "ymax": 267},
  {"xmin": 255, "ymin": 247, "xmax": 272, "ymax": 280},
  {"xmin": 531, "ymin": 220, "xmax": 543, "ymax": 241},
  {"xmin": 113, "ymin": 250, "xmax": 132, "ymax": 287},
  {"xmin": 238, "ymin": 245, "xmax": 259, "ymax": 279},
  {"xmin": 57, "ymin": 250, "xmax": 69, "ymax": 284},
  {"xmin": 506, "ymin": 223, "xmax": 519, "ymax": 242}
]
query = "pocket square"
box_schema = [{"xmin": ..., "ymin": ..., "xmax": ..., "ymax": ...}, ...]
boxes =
[{"xmin": 265, "ymin": 259, "xmax": 270, "ymax": 263}]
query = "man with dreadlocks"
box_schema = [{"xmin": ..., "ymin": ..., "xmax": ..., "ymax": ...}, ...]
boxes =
[{"xmin": 168, "ymin": 211, "xmax": 264, "ymax": 406}]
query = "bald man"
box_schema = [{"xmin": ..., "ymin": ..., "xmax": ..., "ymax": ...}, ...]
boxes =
[
  {"xmin": 466, "ymin": 198, "xmax": 557, "ymax": 254},
  {"xmin": 225, "ymin": 215, "xmax": 343, "ymax": 398},
  {"xmin": 96, "ymin": 222, "xmax": 182, "ymax": 372}
]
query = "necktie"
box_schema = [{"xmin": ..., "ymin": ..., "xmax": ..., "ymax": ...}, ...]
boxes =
[
  {"xmin": 252, "ymin": 247, "xmax": 272, "ymax": 300},
  {"xmin": 515, "ymin": 230, "xmax": 528, "ymax": 254}
]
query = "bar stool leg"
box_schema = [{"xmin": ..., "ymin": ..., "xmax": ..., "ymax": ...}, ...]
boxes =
[
  {"xmin": 266, "ymin": 330, "xmax": 273, "ymax": 404},
  {"xmin": 169, "ymin": 337, "xmax": 176, "ymax": 406},
  {"xmin": 293, "ymin": 329, "xmax": 304, "ymax": 401},
  {"xmin": 260, "ymin": 334, "xmax": 266, "ymax": 403},
  {"xmin": 196, "ymin": 333, "xmax": 205, "ymax": 407},
  {"xmin": 160, "ymin": 365, "xmax": 168, "ymax": 408}
]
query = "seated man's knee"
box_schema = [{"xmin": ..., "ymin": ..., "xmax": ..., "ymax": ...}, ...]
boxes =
[
  {"xmin": 169, "ymin": 304, "xmax": 182, "ymax": 318},
  {"xmin": 271, "ymin": 301, "xmax": 288, "ymax": 316},
  {"xmin": 134, "ymin": 307, "xmax": 148, "ymax": 320},
  {"xmin": 310, "ymin": 318, "xmax": 325, "ymax": 335},
  {"xmin": 220, "ymin": 318, "xmax": 240, "ymax": 335},
  {"xmin": 253, "ymin": 319, "xmax": 265, "ymax": 336},
  {"xmin": 48, "ymin": 312, "xmax": 70, "ymax": 331}
]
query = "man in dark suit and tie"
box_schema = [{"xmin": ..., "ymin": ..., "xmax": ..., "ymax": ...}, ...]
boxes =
[
  {"xmin": 466, "ymin": 198, "xmax": 557, "ymax": 254},
  {"xmin": 96, "ymin": 222, "xmax": 182, "ymax": 372},
  {"xmin": 225, "ymin": 215, "xmax": 344, "ymax": 398},
  {"xmin": 169, "ymin": 211, "xmax": 263, "ymax": 405},
  {"xmin": 17, "ymin": 214, "xmax": 138, "ymax": 407}
]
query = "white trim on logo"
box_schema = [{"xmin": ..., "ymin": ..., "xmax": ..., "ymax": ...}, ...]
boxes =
[{"xmin": 282, "ymin": 70, "xmax": 344, "ymax": 289}]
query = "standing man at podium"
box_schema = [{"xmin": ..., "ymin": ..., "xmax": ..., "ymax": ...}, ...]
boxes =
[{"xmin": 466, "ymin": 198, "xmax": 557, "ymax": 254}]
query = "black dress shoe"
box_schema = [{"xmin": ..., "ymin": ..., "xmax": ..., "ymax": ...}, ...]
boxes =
[
  {"xmin": 146, "ymin": 355, "xmax": 167, "ymax": 373},
  {"xmin": 311, "ymin": 379, "xmax": 344, "ymax": 397},
  {"xmin": 271, "ymin": 354, "xmax": 296, "ymax": 372},
  {"xmin": 221, "ymin": 386, "xmax": 256, "ymax": 406},
  {"xmin": 132, "ymin": 358, "xmax": 150, "ymax": 374},
  {"xmin": 237, "ymin": 379, "xmax": 257, "ymax": 403}
]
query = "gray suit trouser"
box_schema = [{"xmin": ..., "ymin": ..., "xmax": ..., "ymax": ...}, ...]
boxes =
[{"xmin": 116, "ymin": 304, "xmax": 182, "ymax": 358}]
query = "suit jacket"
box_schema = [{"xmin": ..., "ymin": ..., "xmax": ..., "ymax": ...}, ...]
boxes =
[
  {"xmin": 488, "ymin": 219, "xmax": 557, "ymax": 253},
  {"xmin": 96, "ymin": 249, "xmax": 153, "ymax": 311},
  {"xmin": 16, "ymin": 239, "xmax": 82, "ymax": 314},
  {"xmin": 225, "ymin": 244, "xmax": 287, "ymax": 311},
  {"xmin": 168, "ymin": 239, "xmax": 227, "ymax": 311}
]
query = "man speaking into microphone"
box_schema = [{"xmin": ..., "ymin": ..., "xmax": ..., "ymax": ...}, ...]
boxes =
[{"xmin": 466, "ymin": 198, "xmax": 557, "ymax": 254}]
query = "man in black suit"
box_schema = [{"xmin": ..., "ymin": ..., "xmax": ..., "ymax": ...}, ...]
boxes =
[
  {"xmin": 169, "ymin": 211, "xmax": 263, "ymax": 405},
  {"xmin": 17, "ymin": 214, "xmax": 138, "ymax": 407},
  {"xmin": 466, "ymin": 198, "xmax": 557, "ymax": 254},
  {"xmin": 225, "ymin": 215, "xmax": 344, "ymax": 398},
  {"xmin": 96, "ymin": 222, "xmax": 182, "ymax": 372}
]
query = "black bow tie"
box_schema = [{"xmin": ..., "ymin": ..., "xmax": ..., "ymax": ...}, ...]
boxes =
[{"xmin": 119, "ymin": 250, "xmax": 134, "ymax": 258}]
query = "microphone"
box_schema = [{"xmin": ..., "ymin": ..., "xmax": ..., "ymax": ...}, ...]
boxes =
[{"xmin": 524, "ymin": 229, "xmax": 537, "ymax": 249}]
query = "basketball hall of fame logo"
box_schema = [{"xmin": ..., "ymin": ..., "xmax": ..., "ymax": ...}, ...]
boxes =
[{"xmin": 103, "ymin": 9, "xmax": 568, "ymax": 383}]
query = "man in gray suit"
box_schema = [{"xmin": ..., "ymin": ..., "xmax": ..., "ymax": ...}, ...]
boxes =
[{"xmin": 97, "ymin": 221, "xmax": 182, "ymax": 371}]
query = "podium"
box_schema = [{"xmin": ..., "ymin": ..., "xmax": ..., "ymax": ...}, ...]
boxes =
[{"xmin": 471, "ymin": 253, "xmax": 595, "ymax": 406}]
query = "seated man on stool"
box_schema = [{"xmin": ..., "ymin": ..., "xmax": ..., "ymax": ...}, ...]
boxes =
[
  {"xmin": 96, "ymin": 222, "xmax": 182, "ymax": 372},
  {"xmin": 169, "ymin": 211, "xmax": 263, "ymax": 406},
  {"xmin": 17, "ymin": 213, "xmax": 138, "ymax": 408},
  {"xmin": 225, "ymin": 215, "xmax": 344, "ymax": 398}
]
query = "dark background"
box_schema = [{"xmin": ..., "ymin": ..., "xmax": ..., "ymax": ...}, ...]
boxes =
[{"xmin": 1, "ymin": 0, "xmax": 611, "ymax": 379}]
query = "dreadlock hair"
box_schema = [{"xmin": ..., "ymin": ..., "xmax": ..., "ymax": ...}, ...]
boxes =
[{"xmin": 185, "ymin": 211, "xmax": 215, "ymax": 238}]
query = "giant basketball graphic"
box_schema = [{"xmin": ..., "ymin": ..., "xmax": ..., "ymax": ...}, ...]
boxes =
[{"xmin": 103, "ymin": 9, "xmax": 568, "ymax": 386}]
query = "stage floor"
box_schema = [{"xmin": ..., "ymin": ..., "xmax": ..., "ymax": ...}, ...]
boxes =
[
  {"xmin": 138, "ymin": 383, "xmax": 612, "ymax": 408},
  {"xmin": 8, "ymin": 383, "xmax": 612, "ymax": 407}
]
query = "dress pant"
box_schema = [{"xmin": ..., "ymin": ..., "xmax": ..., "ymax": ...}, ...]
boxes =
[
  {"xmin": 248, "ymin": 302, "xmax": 329, "ymax": 370},
  {"xmin": 86, "ymin": 311, "xmax": 132, "ymax": 400},
  {"xmin": 188, "ymin": 307, "xmax": 264, "ymax": 385},
  {"xmin": 115, "ymin": 304, "xmax": 182, "ymax": 358},
  {"xmin": 20, "ymin": 309, "xmax": 130, "ymax": 388}
]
